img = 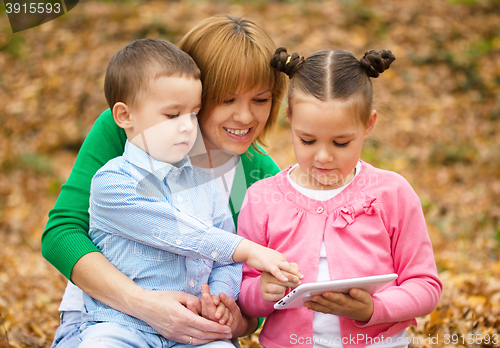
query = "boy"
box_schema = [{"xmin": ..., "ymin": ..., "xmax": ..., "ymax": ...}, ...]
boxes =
[{"xmin": 79, "ymin": 39, "xmax": 300, "ymax": 347}]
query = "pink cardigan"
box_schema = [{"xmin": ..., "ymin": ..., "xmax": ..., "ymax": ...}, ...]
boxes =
[{"xmin": 237, "ymin": 161, "xmax": 442, "ymax": 348}]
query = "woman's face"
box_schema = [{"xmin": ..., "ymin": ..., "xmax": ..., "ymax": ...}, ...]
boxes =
[{"xmin": 199, "ymin": 85, "xmax": 273, "ymax": 155}]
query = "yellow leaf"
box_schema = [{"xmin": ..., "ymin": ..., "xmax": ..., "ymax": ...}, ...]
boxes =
[
  {"xmin": 468, "ymin": 295, "xmax": 487, "ymax": 307},
  {"xmin": 30, "ymin": 322, "xmax": 46, "ymax": 339},
  {"xmin": 429, "ymin": 309, "xmax": 442, "ymax": 326}
]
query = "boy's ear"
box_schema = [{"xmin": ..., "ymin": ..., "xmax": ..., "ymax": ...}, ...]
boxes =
[
  {"xmin": 364, "ymin": 110, "xmax": 377, "ymax": 139},
  {"xmin": 112, "ymin": 102, "xmax": 133, "ymax": 130}
]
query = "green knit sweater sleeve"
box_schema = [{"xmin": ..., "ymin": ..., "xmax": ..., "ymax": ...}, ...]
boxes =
[
  {"xmin": 41, "ymin": 109, "xmax": 126, "ymax": 280},
  {"xmin": 232, "ymin": 144, "xmax": 280, "ymax": 228},
  {"xmin": 243, "ymin": 144, "xmax": 281, "ymax": 186}
]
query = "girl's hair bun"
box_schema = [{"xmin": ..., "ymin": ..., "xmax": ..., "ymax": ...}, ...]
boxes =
[
  {"xmin": 360, "ymin": 49, "xmax": 395, "ymax": 78},
  {"xmin": 271, "ymin": 47, "xmax": 304, "ymax": 78}
]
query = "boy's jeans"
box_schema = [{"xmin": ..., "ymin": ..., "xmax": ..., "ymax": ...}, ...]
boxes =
[
  {"xmin": 51, "ymin": 310, "xmax": 241, "ymax": 348},
  {"xmin": 51, "ymin": 311, "xmax": 81, "ymax": 348},
  {"xmin": 79, "ymin": 322, "xmax": 235, "ymax": 348}
]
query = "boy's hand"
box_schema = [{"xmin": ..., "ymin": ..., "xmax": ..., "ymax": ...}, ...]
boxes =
[
  {"xmin": 304, "ymin": 288, "xmax": 374, "ymax": 322},
  {"xmin": 233, "ymin": 239, "xmax": 303, "ymax": 283},
  {"xmin": 260, "ymin": 269, "xmax": 301, "ymax": 302},
  {"xmin": 200, "ymin": 284, "xmax": 233, "ymax": 326}
]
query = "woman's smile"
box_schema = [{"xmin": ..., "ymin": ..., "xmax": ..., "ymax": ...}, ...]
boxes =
[{"xmin": 223, "ymin": 127, "xmax": 251, "ymax": 136}]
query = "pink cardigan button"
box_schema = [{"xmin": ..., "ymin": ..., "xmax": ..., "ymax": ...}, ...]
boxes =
[{"xmin": 316, "ymin": 206, "xmax": 324, "ymax": 214}]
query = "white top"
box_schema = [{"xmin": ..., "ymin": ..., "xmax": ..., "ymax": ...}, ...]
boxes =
[{"xmin": 287, "ymin": 162, "xmax": 361, "ymax": 201}]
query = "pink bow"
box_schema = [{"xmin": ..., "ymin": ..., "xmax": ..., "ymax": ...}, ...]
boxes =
[{"xmin": 331, "ymin": 196, "xmax": 378, "ymax": 228}]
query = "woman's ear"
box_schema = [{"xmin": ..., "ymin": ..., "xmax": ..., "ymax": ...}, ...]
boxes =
[
  {"xmin": 364, "ymin": 110, "xmax": 377, "ymax": 139},
  {"xmin": 112, "ymin": 102, "xmax": 133, "ymax": 130}
]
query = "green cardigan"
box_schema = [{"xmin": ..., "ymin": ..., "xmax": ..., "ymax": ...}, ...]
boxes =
[{"xmin": 42, "ymin": 108, "xmax": 281, "ymax": 281}]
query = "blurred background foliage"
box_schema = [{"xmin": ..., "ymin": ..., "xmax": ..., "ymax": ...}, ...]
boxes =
[{"xmin": 0, "ymin": 0, "xmax": 499, "ymax": 347}]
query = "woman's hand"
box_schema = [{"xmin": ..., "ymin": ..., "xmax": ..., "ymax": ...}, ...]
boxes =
[
  {"xmin": 304, "ymin": 288, "xmax": 374, "ymax": 322},
  {"xmin": 134, "ymin": 289, "xmax": 233, "ymax": 345},
  {"xmin": 221, "ymin": 292, "xmax": 259, "ymax": 338},
  {"xmin": 72, "ymin": 252, "xmax": 232, "ymax": 345},
  {"xmin": 198, "ymin": 283, "xmax": 258, "ymax": 337},
  {"xmin": 198, "ymin": 284, "xmax": 233, "ymax": 326},
  {"xmin": 260, "ymin": 270, "xmax": 301, "ymax": 302}
]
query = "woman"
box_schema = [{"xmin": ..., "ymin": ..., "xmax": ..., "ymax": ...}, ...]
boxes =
[{"xmin": 42, "ymin": 15, "xmax": 286, "ymax": 347}]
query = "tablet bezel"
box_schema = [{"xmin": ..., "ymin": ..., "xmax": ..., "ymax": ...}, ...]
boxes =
[{"xmin": 273, "ymin": 273, "xmax": 398, "ymax": 310}]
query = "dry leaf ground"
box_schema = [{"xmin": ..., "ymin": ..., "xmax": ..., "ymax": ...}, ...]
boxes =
[{"xmin": 0, "ymin": 1, "xmax": 499, "ymax": 347}]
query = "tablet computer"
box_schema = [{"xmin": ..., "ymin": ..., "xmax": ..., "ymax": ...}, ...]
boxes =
[{"xmin": 273, "ymin": 273, "xmax": 398, "ymax": 310}]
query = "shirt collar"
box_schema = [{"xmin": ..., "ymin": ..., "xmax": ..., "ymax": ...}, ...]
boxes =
[{"xmin": 123, "ymin": 140, "xmax": 192, "ymax": 182}]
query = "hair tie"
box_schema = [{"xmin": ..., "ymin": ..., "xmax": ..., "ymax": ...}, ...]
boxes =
[
  {"xmin": 271, "ymin": 47, "xmax": 303, "ymax": 78},
  {"xmin": 360, "ymin": 49, "xmax": 395, "ymax": 78}
]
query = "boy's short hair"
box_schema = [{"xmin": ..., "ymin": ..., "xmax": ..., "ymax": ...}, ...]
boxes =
[{"xmin": 104, "ymin": 38, "xmax": 200, "ymax": 109}]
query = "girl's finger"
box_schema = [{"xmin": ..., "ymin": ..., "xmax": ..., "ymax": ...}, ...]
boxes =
[
  {"xmin": 321, "ymin": 292, "xmax": 349, "ymax": 305},
  {"xmin": 265, "ymin": 283, "xmax": 287, "ymax": 295},
  {"xmin": 311, "ymin": 293, "xmax": 343, "ymax": 308},
  {"xmin": 265, "ymin": 292, "xmax": 287, "ymax": 302},
  {"xmin": 349, "ymin": 288, "xmax": 371, "ymax": 303},
  {"xmin": 304, "ymin": 301, "xmax": 335, "ymax": 315}
]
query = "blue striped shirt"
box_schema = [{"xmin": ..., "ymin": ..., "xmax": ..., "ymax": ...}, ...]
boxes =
[{"xmin": 82, "ymin": 140, "xmax": 243, "ymax": 334}]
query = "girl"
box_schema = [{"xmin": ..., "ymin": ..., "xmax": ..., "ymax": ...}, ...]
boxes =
[{"xmin": 237, "ymin": 48, "xmax": 442, "ymax": 348}]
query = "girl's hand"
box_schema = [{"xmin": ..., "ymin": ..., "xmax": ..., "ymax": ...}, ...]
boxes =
[
  {"xmin": 233, "ymin": 239, "xmax": 304, "ymax": 283},
  {"xmin": 260, "ymin": 268, "xmax": 301, "ymax": 302},
  {"xmin": 304, "ymin": 288, "xmax": 374, "ymax": 322}
]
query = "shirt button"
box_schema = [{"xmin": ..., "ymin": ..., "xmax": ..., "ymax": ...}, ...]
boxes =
[
  {"xmin": 177, "ymin": 195, "xmax": 183, "ymax": 203},
  {"xmin": 189, "ymin": 280, "xmax": 195, "ymax": 288},
  {"xmin": 316, "ymin": 206, "xmax": 324, "ymax": 214},
  {"xmin": 176, "ymin": 239, "xmax": 182, "ymax": 245},
  {"xmin": 211, "ymin": 251, "xmax": 219, "ymax": 259}
]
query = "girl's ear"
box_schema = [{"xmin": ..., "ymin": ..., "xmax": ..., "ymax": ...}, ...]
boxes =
[
  {"xmin": 112, "ymin": 102, "xmax": 133, "ymax": 130},
  {"xmin": 286, "ymin": 104, "xmax": 292, "ymax": 125},
  {"xmin": 364, "ymin": 110, "xmax": 377, "ymax": 139}
]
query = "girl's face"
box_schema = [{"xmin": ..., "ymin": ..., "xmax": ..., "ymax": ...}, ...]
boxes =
[
  {"xmin": 199, "ymin": 85, "xmax": 273, "ymax": 155},
  {"xmin": 288, "ymin": 91, "xmax": 376, "ymax": 190}
]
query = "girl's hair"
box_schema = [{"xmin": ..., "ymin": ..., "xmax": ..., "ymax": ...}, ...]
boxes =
[
  {"xmin": 104, "ymin": 38, "xmax": 200, "ymax": 109},
  {"xmin": 178, "ymin": 15, "xmax": 286, "ymax": 146},
  {"xmin": 271, "ymin": 48, "xmax": 395, "ymax": 125}
]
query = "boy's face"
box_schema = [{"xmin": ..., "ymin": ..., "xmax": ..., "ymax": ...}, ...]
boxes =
[{"xmin": 128, "ymin": 76, "xmax": 202, "ymax": 164}]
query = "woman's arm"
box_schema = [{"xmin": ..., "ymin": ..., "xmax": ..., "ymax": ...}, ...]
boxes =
[
  {"xmin": 42, "ymin": 109, "xmax": 126, "ymax": 279},
  {"xmin": 73, "ymin": 252, "xmax": 232, "ymax": 344}
]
